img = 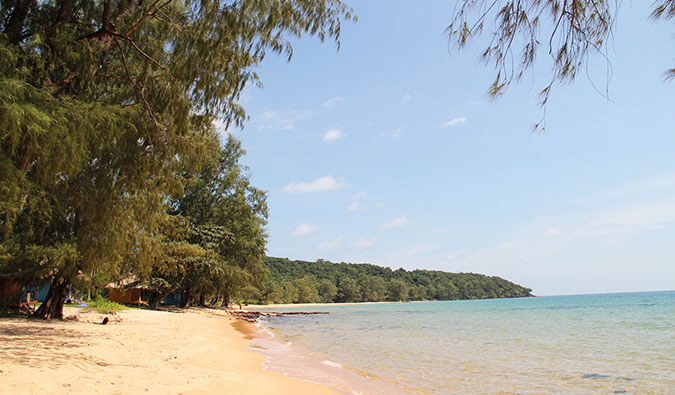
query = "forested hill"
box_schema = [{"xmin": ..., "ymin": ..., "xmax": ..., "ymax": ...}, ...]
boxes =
[{"xmin": 260, "ymin": 257, "xmax": 533, "ymax": 304}]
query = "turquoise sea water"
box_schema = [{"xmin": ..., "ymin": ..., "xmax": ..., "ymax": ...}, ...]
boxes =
[{"xmin": 254, "ymin": 291, "xmax": 675, "ymax": 394}]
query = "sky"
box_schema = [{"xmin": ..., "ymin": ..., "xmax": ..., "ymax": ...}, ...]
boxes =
[{"xmin": 224, "ymin": 1, "xmax": 674, "ymax": 296}]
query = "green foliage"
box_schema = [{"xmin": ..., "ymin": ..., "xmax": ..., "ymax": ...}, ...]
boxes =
[
  {"xmin": 146, "ymin": 136, "xmax": 269, "ymax": 307},
  {"xmin": 86, "ymin": 298, "xmax": 127, "ymax": 315},
  {"xmin": 259, "ymin": 257, "xmax": 533, "ymax": 304},
  {"xmin": 0, "ymin": 0, "xmax": 353, "ymax": 318}
]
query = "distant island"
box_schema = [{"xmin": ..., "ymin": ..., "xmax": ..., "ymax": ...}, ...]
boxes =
[{"xmin": 258, "ymin": 257, "xmax": 533, "ymax": 304}]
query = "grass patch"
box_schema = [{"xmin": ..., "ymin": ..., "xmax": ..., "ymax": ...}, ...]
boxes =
[{"xmin": 84, "ymin": 298, "xmax": 127, "ymax": 314}]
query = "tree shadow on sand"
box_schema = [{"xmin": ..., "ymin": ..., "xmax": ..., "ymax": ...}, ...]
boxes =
[{"xmin": 0, "ymin": 321, "xmax": 96, "ymax": 368}]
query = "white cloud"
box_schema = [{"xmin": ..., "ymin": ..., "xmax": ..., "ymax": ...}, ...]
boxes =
[
  {"xmin": 442, "ymin": 117, "xmax": 467, "ymax": 127},
  {"xmin": 381, "ymin": 215, "xmax": 408, "ymax": 229},
  {"xmin": 569, "ymin": 199, "xmax": 675, "ymax": 239},
  {"xmin": 391, "ymin": 128, "xmax": 402, "ymax": 138},
  {"xmin": 318, "ymin": 237, "xmax": 343, "ymax": 250},
  {"xmin": 323, "ymin": 128, "xmax": 343, "ymax": 142},
  {"xmin": 574, "ymin": 172, "xmax": 675, "ymax": 206},
  {"xmin": 256, "ymin": 110, "xmax": 311, "ymax": 130},
  {"xmin": 546, "ymin": 228, "xmax": 561, "ymax": 237},
  {"xmin": 347, "ymin": 192, "xmax": 367, "ymax": 211},
  {"xmin": 402, "ymin": 94, "xmax": 412, "ymax": 103},
  {"xmin": 347, "ymin": 201, "xmax": 363, "ymax": 211},
  {"xmin": 323, "ymin": 97, "xmax": 343, "ymax": 108},
  {"xmin": 292, "ymin": 223, "xmax": 319, "ymax": 237},
  {"xmin": 352, "ymin": 238, "xmax": 376, "ymax": 249},
  {"xmin": 282, "ymin": 176, "xmax": 348, "ymax": 193}
]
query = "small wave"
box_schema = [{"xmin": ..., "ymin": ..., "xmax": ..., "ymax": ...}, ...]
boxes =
[{"xmin": 321, "ymin": 360, "xmax": 343, "ymax": 368}]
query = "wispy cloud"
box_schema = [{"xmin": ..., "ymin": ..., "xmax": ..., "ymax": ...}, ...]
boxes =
[
  {"xmin": 546, "ymin": 228, "xmax": 561, "ymax": 237},
  {"xmin": 323, "ymin": 128, "xmax": 343, "ymax": 142},
  {"xmin": 282, "ymin": 176, "xmax": 348, "ymax": 193},
  {"xmin": 438, "ymin": 198, "xmax": 675, "ymax": 278},
  {"xmin": 318, "ymin": 237, "xmax": 343, "ymax": 250},
  {"xmin": 323, "ymin": 97, "xmax": 343, "ymax": 108},
  {"xmin": 352, "ymin": 238, "xmax": 376, "ymax": 249},
  {"xmin": 256, "ymin": 110, "xmax": 311, "ymax": 130},
  {"xmin": 573, "ymin": 172, "xmax": 675, "ymax": 206},
  {"xmin": 292, "ymin": 223, "xmax": 319, "ymax": 237},
  {"xmin": 381, "ymin": 215, "xmax": 408, "ymax": 229},
  {"xmin": 402, "ymin": 94, "xmax": 412, "ymax": 103},
  {"xmin": 347, "ymin": 192, "xmax": 367, "ymax": 211},
  {"xmin": 569, "ymin": 199, "xmax": 675, "ymax": 239},
  {"xmin": 442, "ymin": 117, "xmax": 467, "ymax": 127},
  {"xmin": 347, "ymin": 201, "xmax": 363, "ymax": 211}
]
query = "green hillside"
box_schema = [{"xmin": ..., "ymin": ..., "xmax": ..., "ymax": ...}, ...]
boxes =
[{"xmin": 256, "ymin": 257, "xmax": 533, "ymax": 304}]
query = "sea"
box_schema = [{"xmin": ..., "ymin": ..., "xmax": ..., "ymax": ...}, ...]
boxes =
[{"xmin": 248, "ymin": 291, "xmax": 675, "ymax": 394}]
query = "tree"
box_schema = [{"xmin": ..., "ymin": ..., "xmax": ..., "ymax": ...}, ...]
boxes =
[
  {"xmin": 387, "ymin": 279, "xmax": 409, "ymax": 301},
  {"xmin": 447, "ymin": 0, "xmax": 674, "ymax": 129},
  {"xmin": 337, "ymin": 276, "xmax": 360, "ymax": 302},
  {"xmin": 167, "ymin": 135, "xmax": 269, "ymax": 307},
  {"xmin": 359, "ymin": 275, "xmax": 386, "ymax": 302},
  {"xmin": 0, "ymin": 0, "xmax": 354, "ymax": 319},
  {"xmin": 318, "ymin": 279, "xmax": 338, "ymax": 302},
  {"xmin": 294, "ymin": 275, "xmax": 320, "ymax": 303}
]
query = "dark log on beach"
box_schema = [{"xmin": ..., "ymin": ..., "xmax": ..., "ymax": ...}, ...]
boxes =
[
  {"xmin": 228, "ymin": 310, "xmax": 328, "ymax": 323},
  {"xmin": 278, "ymin": 312, "xmax": 329, "ymax": 315}
]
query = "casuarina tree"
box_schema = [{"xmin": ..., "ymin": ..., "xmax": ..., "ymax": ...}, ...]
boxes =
[{"xmin": 0, "ymin": 0, "xmax": 354, "ymax": 319}]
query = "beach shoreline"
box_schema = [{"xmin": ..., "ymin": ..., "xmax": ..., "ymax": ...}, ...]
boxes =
[
  {"xmin": 0, "ymin": 306, "xmax": 338, "ymax": 394},
  {"xmin": 244, "ymin": 313, "xmax": 410, "ymax": 394},
  {"xmin": 243, "ymin": 300, "xmax": 402, "ymax": 310}
]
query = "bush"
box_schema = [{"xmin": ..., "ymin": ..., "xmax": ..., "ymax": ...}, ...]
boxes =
[{"xmin": 87, "ymin": 298, "xmax": 127, "ymax": 314}]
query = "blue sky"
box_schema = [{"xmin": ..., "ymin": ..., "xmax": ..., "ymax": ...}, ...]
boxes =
[{"xmin": 225, "ymin": 1, "xmax": 674, "ymax": 296}]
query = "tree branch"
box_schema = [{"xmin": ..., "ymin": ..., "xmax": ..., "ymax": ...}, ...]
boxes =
[{"xmin": 125, "ymin": 0, "xmax": 163, "ymax": 36}]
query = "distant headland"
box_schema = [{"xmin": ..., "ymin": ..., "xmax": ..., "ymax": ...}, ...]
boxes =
[{"xmin": 259, "ymin": 257, "xmax": 533, "ymax": 304}]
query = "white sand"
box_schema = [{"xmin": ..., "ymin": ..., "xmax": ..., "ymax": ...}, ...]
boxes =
[{"xmin": 0, "ymin": 307, "xmax": 337, "ymax": 394}]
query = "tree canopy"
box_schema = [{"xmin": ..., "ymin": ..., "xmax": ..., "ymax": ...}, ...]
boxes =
[
  {"xmin": 0, "ymin": 0, "xmax": 354, "ymax": 318},
  {"xmin": 258, "ymin": 257, "xmax": 533, "ymax": 304}
]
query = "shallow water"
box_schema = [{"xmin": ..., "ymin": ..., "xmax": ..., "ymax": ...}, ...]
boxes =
[{"xmin": 257, "ymin": 291, "xmax": 675, "ymax": 394}]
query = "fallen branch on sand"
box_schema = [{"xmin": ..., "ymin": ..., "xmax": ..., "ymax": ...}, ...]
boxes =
[{"xmin": 228, "ymin": 310, "xmax": 328, "ymax": 323}]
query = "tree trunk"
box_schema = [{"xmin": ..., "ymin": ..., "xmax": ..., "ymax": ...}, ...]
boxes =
[
  {"xmin": 180, "ymin": 287, "xmax": 191, "ymax": 308},
  {"xmin": 148, "ymin": 291, "xmax": 161, "ymax": 310},
  {"xmin": 3, "ymin": 0, "xmax": 31, "ymax": 44},
  {"xmin": 148, "ymin": 289, "xmax": 174, "ymax": 310},
  {"xmin": 198, "ymin": 292, "xmax": 205, "ymax": 307},
  {"xmin": 33, "ymin": 276, "xmax": 70, "ymax": 320},
  {"xmin": 221, "ymin": 293, "xmax": 230, "ymax": 308}
]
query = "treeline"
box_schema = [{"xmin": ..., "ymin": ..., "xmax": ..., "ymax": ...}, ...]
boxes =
[
  {"xmin": 0, "ymin": 0, "xmax": 352, "ymax": 319},
  {"xmin": 255, "ymin": 257, "xmax": 533, "ymax": 304}
]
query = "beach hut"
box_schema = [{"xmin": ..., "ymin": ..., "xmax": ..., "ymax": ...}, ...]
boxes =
[
  {"xmin": 0, "ymin": 274, "xmax": 39, "ymax": 307},
  {"xmin": 106, "ymin": 277, "xmax": 151, "ymax": 305}
]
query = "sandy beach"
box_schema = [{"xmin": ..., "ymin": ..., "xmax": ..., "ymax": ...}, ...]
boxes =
[{"xmin": 0, "ymin": 307, "xmax": 337, "ymax": 394}]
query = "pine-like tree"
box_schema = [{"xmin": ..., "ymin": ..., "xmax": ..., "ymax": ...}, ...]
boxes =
[{"xmin": 0, "ymin": 0, "xmax": 353, "ymax": 318}]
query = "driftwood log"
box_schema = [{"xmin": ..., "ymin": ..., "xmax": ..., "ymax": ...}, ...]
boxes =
[{"xmin": 228, "ymin": 310, "xmax": 328, "ymax": 323}]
